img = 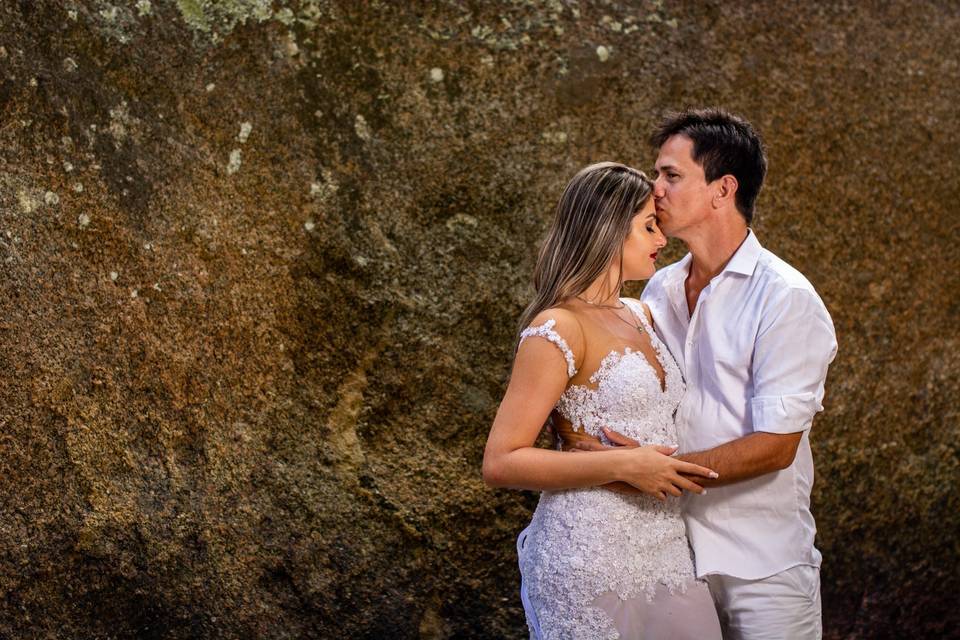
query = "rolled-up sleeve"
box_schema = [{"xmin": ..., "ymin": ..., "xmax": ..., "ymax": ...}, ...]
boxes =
[{"xmin": 750, "ymin": 287, "xmax": 838, "ymax": 434}]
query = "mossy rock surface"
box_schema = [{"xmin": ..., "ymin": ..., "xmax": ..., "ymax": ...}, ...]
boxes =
[{"xmin": 0, "ymin": 2, "xmax": 957, "ymax": 638}]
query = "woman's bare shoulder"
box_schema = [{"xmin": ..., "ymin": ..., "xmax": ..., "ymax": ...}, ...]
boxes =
[
  {"xmin": 528, "ymin": 305, "xmax": 582, "ymax": 335},
  {"xmin": 524, "ymin": 305, "xmax": 585, "ymax": 355}
]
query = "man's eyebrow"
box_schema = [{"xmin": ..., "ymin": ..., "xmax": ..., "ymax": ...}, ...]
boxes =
[{"xmin": 656, "ymin": 163, "xmax": 679, "ymax": 172}]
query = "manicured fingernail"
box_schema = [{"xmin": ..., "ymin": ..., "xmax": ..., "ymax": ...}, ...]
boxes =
[{"xmin": 709, "ymin": 472, "xmax": 719, "ymax": 479}]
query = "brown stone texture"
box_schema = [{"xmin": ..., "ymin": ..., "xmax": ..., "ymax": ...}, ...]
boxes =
[{"xmin": 0, "ymin": 1, "xmax": 957, "ymax": 638}]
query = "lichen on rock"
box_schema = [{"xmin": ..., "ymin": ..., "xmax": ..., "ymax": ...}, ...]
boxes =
[{"xmin": 175, "ymin": 0, "xmax": 273, "ymax": 36}]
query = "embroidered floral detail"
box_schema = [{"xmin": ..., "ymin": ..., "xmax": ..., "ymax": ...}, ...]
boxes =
[{"xmin": 519, "ymin": 318, "xmax": 578, "ymax": 378}]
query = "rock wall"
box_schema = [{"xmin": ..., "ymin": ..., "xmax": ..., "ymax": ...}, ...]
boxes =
[{"xmin": 1, "ymin": 1, "xmax": 957, "ymax": 638}]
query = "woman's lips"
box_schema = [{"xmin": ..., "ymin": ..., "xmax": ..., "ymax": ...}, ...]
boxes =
[{"xmin": 650, "ymin": 252, "xmax": 658, "ymax": 260}]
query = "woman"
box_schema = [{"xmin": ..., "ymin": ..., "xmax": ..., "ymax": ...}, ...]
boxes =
[{"xmin": 482, "ymin": 162, "xmax": 722, "ymax": 639}]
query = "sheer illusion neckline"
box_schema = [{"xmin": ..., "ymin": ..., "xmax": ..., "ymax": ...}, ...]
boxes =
[
  {"xmin": 571, "ymin": 298, "xmax": 668, "ymax": 394},
  {"xmin": 571, "ymin": 345, "xmax": 668, "ymax": 395}
]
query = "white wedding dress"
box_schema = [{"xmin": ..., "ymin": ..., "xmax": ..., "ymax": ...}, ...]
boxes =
[{"xmin": 516, "ymin": 299, "xmax": 721, "ymax": 639}]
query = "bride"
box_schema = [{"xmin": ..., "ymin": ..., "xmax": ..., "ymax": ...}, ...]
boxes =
[{"xmin": 482, "ymin": 162, "xmax": 722, "ymax": 639}]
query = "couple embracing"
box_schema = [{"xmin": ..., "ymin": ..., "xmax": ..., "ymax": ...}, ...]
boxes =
[{"xmin": 483, "ymin": 109, "xmax": 837, "ymax": 639}]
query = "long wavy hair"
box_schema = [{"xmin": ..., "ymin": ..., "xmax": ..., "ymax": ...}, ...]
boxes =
[{"xmin": 517, "ymin": 162, "xmax": 654, "ymax": 342}]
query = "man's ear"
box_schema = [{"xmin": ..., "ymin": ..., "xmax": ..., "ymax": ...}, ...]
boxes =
[{"xmin": 713, "ymin": 175, "xmax": 739, "ymax": 208}]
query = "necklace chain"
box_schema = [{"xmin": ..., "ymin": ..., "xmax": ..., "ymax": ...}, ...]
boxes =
[
  {"xmin": 575, "ymin": 295, "xmax": 644, "ymax": 335},
  {"xmin": 577, "ymin": 296, "xmax": 625, "ymax": 309}
]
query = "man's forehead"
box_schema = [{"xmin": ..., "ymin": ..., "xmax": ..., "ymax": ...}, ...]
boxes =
[{"xmin": 655, "ymin": 135, "xmax": 695, "ymax": 167}]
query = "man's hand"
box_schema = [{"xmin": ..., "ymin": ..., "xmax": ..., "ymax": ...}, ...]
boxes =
[{"xmin": 572, "ymin": 427, "xmax": 643, "ymax": 450}]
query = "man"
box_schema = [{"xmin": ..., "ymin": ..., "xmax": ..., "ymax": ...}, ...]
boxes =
[{"xmin": 580, "ymin": 109, "xmax": 837, "ymax": 638}]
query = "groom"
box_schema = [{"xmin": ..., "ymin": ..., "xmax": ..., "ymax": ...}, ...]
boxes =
[{"xmin": 580, "ymin": 109, "xmax": 837, "ymax": 638}]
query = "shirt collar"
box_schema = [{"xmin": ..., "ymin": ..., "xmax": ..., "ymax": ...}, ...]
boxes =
[
  {"xmin": 661, "ymin": 229, "xmax": 762, "ymax": 291},
  {"xmin": 662, "ymin": 253, "xmax": 693, "ymax": 289},
  {"xmin": 722, "ymin": 229, "xmax": 762, "ymax": 276}
]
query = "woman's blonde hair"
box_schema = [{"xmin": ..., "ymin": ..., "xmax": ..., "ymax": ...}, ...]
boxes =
[{"xmin": 517, "ymin": 162, "xmax": 654, "ymax": 340}]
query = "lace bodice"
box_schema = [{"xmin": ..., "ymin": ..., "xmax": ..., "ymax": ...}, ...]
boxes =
[
  {"xmin": 518, "ymin": 299, "xmax": 685, "ymax": 447},
  {"xmin": 516, "ymin": 299, "xmax": 694, "ymax": 640}
]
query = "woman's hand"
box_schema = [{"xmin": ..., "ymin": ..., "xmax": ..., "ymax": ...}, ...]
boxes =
[
  {"xmin": 573, "ymin": 428, "xmax": 718, "ymax": 500},
  {"xmin": 613, "ymin": 445, "xmax": 718, "ymax": 501}
]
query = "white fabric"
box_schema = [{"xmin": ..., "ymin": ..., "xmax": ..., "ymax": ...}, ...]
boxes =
[
  {"xmin": 641, "ymin": 230, "xmax": 837, "ymax": 580},
  {"xmin": 591, "ymin": 581, "xmax": 721, "ymax": 640},
  {"xmin": 517, "ymin": 527, "xmax": 542, "ymax": 639},
  {"xmin": 515, "ymin": 301, "xmax": 720, "ymax": 639},
  {"xmin": 706, "ymin": 565, "xmax": 822, "ymax": 639},
  {"xmin": 519, "ymin": 318, "xmax": 579, "ymax": 378}
]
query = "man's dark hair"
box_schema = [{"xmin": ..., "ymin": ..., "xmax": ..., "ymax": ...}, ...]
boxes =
[{"xmin": 650, "ymin": 108, "xmax": 767, "ymax": 224}]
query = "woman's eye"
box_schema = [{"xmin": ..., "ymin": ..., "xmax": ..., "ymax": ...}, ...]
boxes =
[{"xmin": 646, "ymin": 225, "xmax": 654, "ymax": 232}]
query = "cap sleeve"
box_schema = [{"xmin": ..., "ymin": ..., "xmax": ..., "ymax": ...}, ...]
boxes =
[{"xmin": 518, "ymin": 318, "xmax": 578, "ymax": 378}]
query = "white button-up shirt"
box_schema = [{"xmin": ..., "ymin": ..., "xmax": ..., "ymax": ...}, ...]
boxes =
[{"xmin": 642, "ymin": 230, "xmax": 838, "ymax": 580}]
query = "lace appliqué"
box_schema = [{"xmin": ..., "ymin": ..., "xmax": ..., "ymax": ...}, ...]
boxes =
[
  {"xmin": 519, "ymin": 319, "xmax": 578, "ymax": 378},
  {"xmin": 518, "ymin": 300, "xmax": 695, "ymax": 640}
]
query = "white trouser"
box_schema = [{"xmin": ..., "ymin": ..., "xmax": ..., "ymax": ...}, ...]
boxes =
[{"xmin": 705, "ymin": 565, "xmax": 822, "ymax": 640}]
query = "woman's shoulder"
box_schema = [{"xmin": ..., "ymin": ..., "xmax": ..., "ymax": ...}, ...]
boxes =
[
  {"xmin": 519, "ymin": 306, "xmax": 586, "ymax": 377},
  {"xmin": 525, "ymin": 305, "xmax": 584, "ymax": 342}
]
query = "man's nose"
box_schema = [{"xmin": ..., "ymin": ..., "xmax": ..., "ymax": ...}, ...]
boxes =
[{"xmin": 652, "ymin": 178, "xmax": 665, "ymax": 198}]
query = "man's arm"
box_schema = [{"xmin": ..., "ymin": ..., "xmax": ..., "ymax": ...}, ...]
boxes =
[
  {"xmin": 592, "ymin": 427, "xmax": 800, "ymax": 488},
  {"xmin": 676, "ymin": 432, "xmax": 802, "ymax": 487}
]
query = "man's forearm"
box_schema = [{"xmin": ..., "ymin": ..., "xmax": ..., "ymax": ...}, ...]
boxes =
[{"xmin": 677, "ymin": 431, "xmax": 802, "ymax": 487}]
